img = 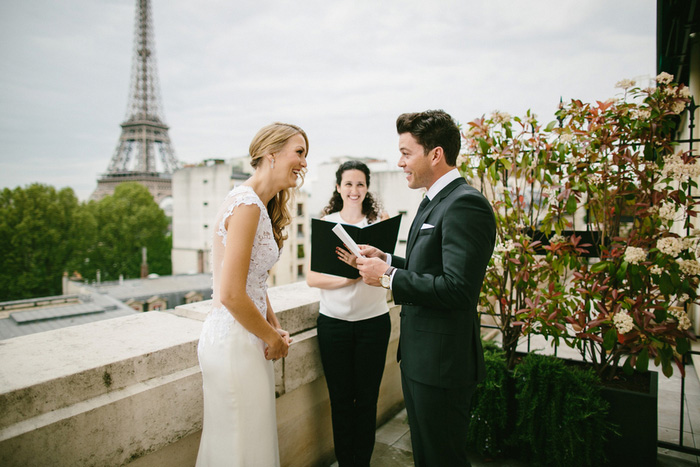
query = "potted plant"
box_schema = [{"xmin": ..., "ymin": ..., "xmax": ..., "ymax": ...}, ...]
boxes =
[{"xmin": 462, "ymin": 73, "xmax": 697, "ymax": 465}]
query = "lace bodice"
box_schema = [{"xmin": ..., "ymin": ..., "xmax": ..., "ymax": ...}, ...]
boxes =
[{"xmin": 200, "ymin": 185, "xmax": 280, "ymax": 347}]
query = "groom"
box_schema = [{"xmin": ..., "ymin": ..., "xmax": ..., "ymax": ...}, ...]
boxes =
[{"xmin": 356, "ymin": 110, "xmax": 496, "ymax": 466}]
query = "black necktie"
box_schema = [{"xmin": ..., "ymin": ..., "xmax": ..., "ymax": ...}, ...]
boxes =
[{"xmin": 417, "ymin": 196, "xmax": 430, "ymax": 215}]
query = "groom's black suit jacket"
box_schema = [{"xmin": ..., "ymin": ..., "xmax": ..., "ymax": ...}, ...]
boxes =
[{"xmin": 392, "ymin": 177, "xmax": 496, "ymax": 388}]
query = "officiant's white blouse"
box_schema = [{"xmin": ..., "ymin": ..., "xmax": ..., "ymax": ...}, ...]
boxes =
[{"xmin": 318, "ymin": 212, "xmax": 389, "ymax": 321}]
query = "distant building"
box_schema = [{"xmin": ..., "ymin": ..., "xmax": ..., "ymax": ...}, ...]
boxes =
[
  {"xmin": 308, "ymin": 157, "xmax": 423, "ymax": 258},
  {"xmin": 171, "ymin": 158, "xmax": 311, "ymax": 285},
  {"xmin": 68, "ymin": 273, "xmax": 213, "ymax": 313},
  {"xmin": 0, "ymin": 293, "xmax": 136, "ymax": 341}
]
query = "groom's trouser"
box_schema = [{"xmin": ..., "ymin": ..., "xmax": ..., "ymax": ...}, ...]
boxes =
[{"xmin": 401, "ymin": 371, "xmax": 476, "ymax": 467}]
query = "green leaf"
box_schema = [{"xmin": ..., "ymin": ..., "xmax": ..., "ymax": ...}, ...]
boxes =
[
  {"xmin": 659, "ymin": 274, "xmax": 674, "ymax": 295},
  {"xmin": 565, "ymin": 196, "xmax": 577, "ymax": 215},
  {"xmin": 662, "ymin": 360, "xmax": 673, "ymax": 378},
  {"xmin": 636, "ymin": 347, "xmax": 649, "ymax": 372},
  {"xmin": 489, "ymin": 161, "xmax": 498, "ymax": 181},
  {"xmin": 676, "ymin": 337, "xmax": 690, "ymax": 355},
  {"xmin": 654, "ymin": 308, "xmax": 667, "ymax": 322},
  {"xmin": 603, "ymin": 328, "xmax": 617, "ymax": 350},
  {"xmin": 545, "ymin": 120, "xmax": 557, "ymax": 132},
  {"xmin": 591, "ymin": 261, "xmax": 609, "ymax": 273},
  {"xmin": 479, "ymin": 138, "xmax": 490, "ymax": 155},
  {"xmin": 622, "ymin": 357, "xmax": 634, "ymax": 375}
]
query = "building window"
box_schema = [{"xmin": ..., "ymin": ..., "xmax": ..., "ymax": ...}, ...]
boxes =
[
  {"xmin": 297, "ymin": 224, "xmax": 304, "ymax": 238},
  {"xmin": 297, "ymin": 264, "xmax": 305, "ymax": 277},
  {"xmin": 203, "ymin": 224, "xmax": 209, "ymax": 229},
  {"xmin": 203, "ymin": 201, "xmax": 208, "ymax": 206},
  {"xmin": 297, "ymin": 203, "xmax": 303, "ymax": 216},
  {"xmin": 297, "ymin": 244, "xmax": 305, "ymax": 259}
]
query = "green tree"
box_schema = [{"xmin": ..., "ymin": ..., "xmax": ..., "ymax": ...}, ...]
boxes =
[
  {"xmin": 78, "ymin": 183, "xmax": 171, "ymax": 281},
  {"xmin": 0, "ymin": 184, "xmax": 85, "ymax": 300}
]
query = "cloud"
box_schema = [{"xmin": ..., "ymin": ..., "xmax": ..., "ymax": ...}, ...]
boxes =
[{"xmin": 0, "ymin": 0, "xmax": 657, "ymax": 200}]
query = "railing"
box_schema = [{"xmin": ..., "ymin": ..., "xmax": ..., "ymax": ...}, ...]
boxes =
[
  {"xmin": 0, "ymin": 282, "xmax": 404, "ymax": 467},
  {"xmin": 661, "ymin": 96, "xmax": 700, "ymax": 457}
]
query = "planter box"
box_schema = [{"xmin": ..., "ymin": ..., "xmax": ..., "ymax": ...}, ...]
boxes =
[{"xmin": 600, "ymin": 370, "xmax": 658, "ymax": 466}]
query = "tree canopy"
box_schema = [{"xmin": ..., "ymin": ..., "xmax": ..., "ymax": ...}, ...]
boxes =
[{"xmin": 0, "ymin": 182, "xmax": 172, "ymax": 301}]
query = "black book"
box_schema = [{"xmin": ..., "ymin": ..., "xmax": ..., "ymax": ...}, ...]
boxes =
[{"xmin": 310, "ymin": 214, "xmax": 402, "ymax": 278}]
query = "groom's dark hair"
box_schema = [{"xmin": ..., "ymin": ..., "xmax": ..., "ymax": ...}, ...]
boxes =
[{"xmin": 396, "ymin": 109, "xmax": 461, "ymax": 166}]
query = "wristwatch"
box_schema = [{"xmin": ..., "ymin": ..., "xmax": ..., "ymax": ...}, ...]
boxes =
[{"xmin": 380, "ymin": 267, "xmax": 396, "ymax": 289}]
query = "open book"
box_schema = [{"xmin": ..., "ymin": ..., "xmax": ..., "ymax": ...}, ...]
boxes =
[{"xmin": 310, "ymin": 214, "xmax": 402, "ymax": 278}]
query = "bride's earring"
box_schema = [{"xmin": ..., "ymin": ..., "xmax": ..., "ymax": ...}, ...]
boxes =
[{"xmin": 270, "ymin": 156, "xmax": 275, "ymax": 169}]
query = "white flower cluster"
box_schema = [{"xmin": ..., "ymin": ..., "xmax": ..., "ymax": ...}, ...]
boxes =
[
  {"xmin": 493, "ymin": 255, "xmax": 504, "ymax": 275},
  {"xmin": 657, "ymin": 237, "xmax": 683, "ymax": 257},
  {"xmin": 668, "ymin": 307, "xmax": 692, "ymax": 331},
  {"xmin": 589, "ymin": 172, "xmax": 603, "ymax": 185},
  {"xmin": 678, "ymin": 87, "xmax": 691, "ymax": 99},
  {"xmin": 661, "ymin": 151, "xmax": 700, "ymax": 182},
  {"xmin": 549, "ymin": 234, "xmax": 566, "ymax": 244},
  {"xmin": 671, "ymin": 100, "xmax": 687, "ymax": 114},
  {"xmin": 613, "ymin": 311, "xmax": 634, "ymax": 334},
  {"xmin": 649, "ymin": 265, "xmax": 663, "ymax": 275},
  {"xmin": 523, "ymin": 114, "xmax": 538, "ymax": 125},
  {"xmin": 456, "ymin": 154, "xmax": 469, "ymax": 167},
  {"xmin": 631, "ymin": 107, "xmax": 652, "ymax": 120},
  {"xmin": 615, "ymin": 79, "xmax": 636, "ymax": 90},
  {"xmin": 682, "ymin": 236, "xmax": 699, "ymax": 255},
  {"xmin": 656, "ymin": 72, "xmax": 674, "ymax": 84},
  {"xmin": 495, "ymin": 239, "xmax": 515, "ymax": 253},
  {"xmin": 491, "ymin": 110, "xmax": 512, "ymax": 124},
  {"xmin": 677, "ymin": 259, "xmax": 700, "ymax": 276},
  {"xmin": 624, "ymin": 246, "xmax": 646, "ymax": 265},
  {"xmin": 658, "ymin": 201, "xmax": 678, "ymax": 222},
  {"xmin": 560, "ymin": 133, "xmax": 574, "ymax": 144}
]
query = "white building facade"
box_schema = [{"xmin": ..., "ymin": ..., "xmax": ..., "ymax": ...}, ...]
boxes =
[{"xmin": 171, "ymin": 158, "xmax": 311, "ymax": 286}]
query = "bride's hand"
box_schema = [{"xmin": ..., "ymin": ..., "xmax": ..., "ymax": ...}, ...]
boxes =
[
  {"xmin": 264, "ymin": 334, "xmax": 289, "ymax": 361},
  {"xmin": 276, "ymin": 328, "xmax": 293, "ymax": 345}
]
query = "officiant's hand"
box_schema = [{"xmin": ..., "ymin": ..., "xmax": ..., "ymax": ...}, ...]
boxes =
[
  {"xmin": 356, "ymin": 256, "xmax": 388, "ymax": 287},
  {"xmin": 336, "ymin": 246, "xmax": 358, "ymax": 268}
]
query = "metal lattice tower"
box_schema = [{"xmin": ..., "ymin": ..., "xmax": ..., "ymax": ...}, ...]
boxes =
[{"xmin": 92, "ymin": 0, "xmax": 179, "ymax": 203}]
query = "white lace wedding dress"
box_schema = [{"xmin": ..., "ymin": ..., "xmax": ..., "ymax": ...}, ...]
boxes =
[{"xmin": 196, "ymin": 185, "xmax": 281, "ymax": 467}]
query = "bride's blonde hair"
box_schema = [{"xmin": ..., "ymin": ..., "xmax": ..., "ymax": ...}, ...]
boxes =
[{"xmin": 249, "ymin": 122, "xmax": 308, "ymax": 248}]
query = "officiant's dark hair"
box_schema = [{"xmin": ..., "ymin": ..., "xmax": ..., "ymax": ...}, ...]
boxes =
[
  {"xmin": 322, "ymin": 160, "xmax": 382, "ymax": 223},
  {"xmin": 396, "ymin": 109, "xmax": 460, "ymax": 166}
]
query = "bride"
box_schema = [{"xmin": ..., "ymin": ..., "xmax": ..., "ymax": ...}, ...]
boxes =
[{"xmin": 196, "ymin": 123, "xmax": 308, "ymax": 466}]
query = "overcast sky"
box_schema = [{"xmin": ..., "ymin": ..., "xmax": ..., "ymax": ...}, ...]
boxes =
[{"xmin": 0, "ymin": 0, "xmax": 656, "ymax": 200}]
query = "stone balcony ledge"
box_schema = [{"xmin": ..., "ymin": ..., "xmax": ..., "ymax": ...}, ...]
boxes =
[{"xmin": 0, "ymin": 282, "xmax": 403, "ymax": 467}]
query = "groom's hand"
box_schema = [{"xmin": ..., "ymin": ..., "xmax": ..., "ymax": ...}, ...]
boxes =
[
  {"xmin": 356, "ymin": 256, "xmax": 388, "ymax": 287},
  {"xmin": 358, "ymin": 244, "xmax": 387, "ymax": 262}
]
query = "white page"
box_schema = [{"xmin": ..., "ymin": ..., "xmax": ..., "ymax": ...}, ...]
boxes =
[{"xmin": 331, "ymin": 223, "xmax": 365, "ymax": 258}]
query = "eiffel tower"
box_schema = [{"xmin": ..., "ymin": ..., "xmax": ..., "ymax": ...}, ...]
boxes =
[{"xmin": 91, "ymin": 0, "xmax": 179, "ymax": 204}]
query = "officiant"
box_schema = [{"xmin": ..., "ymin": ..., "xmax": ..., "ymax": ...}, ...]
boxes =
[{"xmin": 306, "ymin": 160, "xmax": 391, "ymax": 467}]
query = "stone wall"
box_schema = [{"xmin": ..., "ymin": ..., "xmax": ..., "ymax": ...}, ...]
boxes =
[{"xmin": 0, "ymin": 282, "xmax": 403, "ymax": 467}]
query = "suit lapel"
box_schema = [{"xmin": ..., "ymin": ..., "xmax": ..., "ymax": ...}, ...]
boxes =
[{"xmin": 406, "ymin": 178, "xmax": 467, "ymax": 258}]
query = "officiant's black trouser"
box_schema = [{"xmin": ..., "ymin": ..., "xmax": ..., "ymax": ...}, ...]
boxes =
[{"xmin": 317, "ymin": 312, "xmax": 391, "ymax": 467}]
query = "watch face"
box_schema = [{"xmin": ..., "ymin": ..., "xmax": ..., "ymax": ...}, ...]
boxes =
[{"xmin": 381, "ymin": 275, "xmax": 390, "ymax": 288}]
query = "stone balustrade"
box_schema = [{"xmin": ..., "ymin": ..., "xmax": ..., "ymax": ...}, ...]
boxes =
[{"xmin": 0, "ymin": 282, "xmax": 404, "ymax": 467}]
